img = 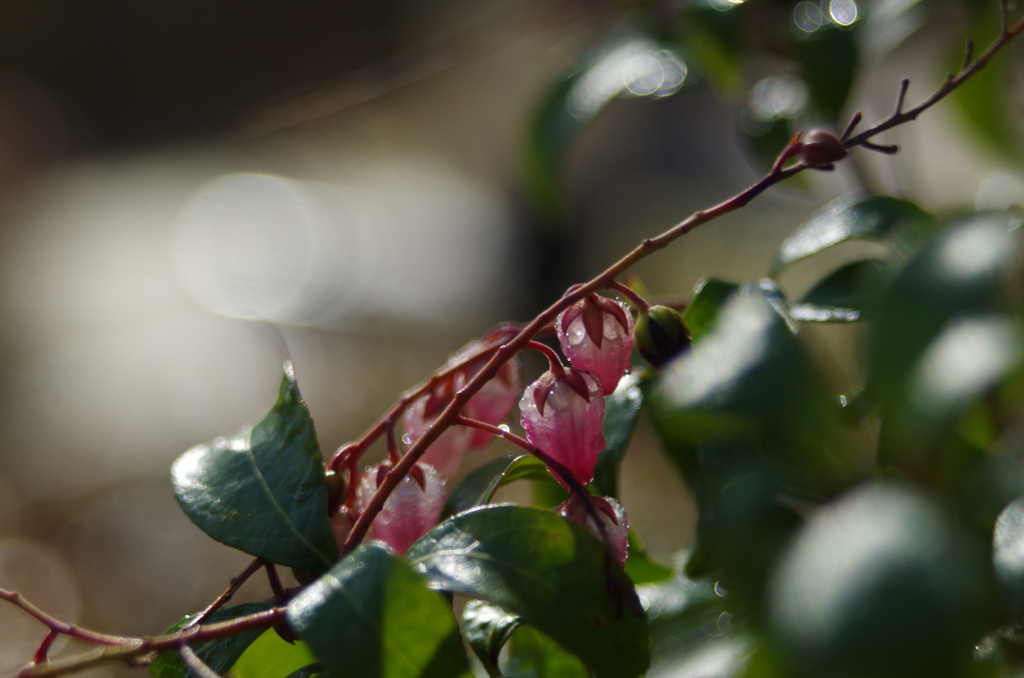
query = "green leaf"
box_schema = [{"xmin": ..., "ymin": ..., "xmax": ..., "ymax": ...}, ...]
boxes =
[
  {"xmin": 994, "ymin": 499, "xmax": 1024, "ymax": 617},
  {"xmin": 869, "ymin": 212, "xmax": 1017, "ymax": 408},
  {"xmin": 648, "ymin": 283, "xmax": 830, "ymax": 453},
  {"xmin": 769, "ymin": 482, "xmax": 987, "ymax": 678},
  {"xmin": 232, "ymin": 628, "xmax": 318, "ymax": 678},
  {"xmin": 406, "ymin": 505, "xmax": 651, "ymax": 678},
  {"xmin": 790, "ymin": 258, "xmax": 891, "ymax": 322},
  {"xmin": 679, "ymin": 2, "xmax": 744, "ymax": 96},
  {"xmin": 462, "ymin": 601, "xmax": 522, "ymax": 678},
  {"xmin": 503, "ymin": 625, "xmax": 590, "ymax": 678},
  {"xmin": 149, "ymin": 603, "xmax": 273, "ymax": 678},
  {"xmin": 172, "ymin": 362, "xmax": 337, "ymax": 572},
  {"xmin": 283, "ymin": 665, "xmax": 327, "ymax": 678},
  {"xmin": 594, "ymin": 372, "xmax": 644, "ymax": 498},
  {"xmin": 771, "ymin": 195, "xmax": 935, "ymax": 275},
  {"xmin": 287, "ymin": 544, "xmax": 472, "ymax": 678},
  {"xmin": 444, "ymin": 455, "xmax": 555, "ymax": 517},
  {"xmin": 682, "ymin": 278, "xmax": 740, "ymax": 340},
  {"xmin": 624, "ymin": 531, "xmax": 673, "ymax": 585},
  {"xmin": 789, "ymin": 25, "xmax": 857, "ymax": 121}
]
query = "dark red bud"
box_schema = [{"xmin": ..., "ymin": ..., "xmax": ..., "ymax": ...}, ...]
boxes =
[{"xmin": 798, "ymin": 130, "xmax": 848, "ymax": 168}]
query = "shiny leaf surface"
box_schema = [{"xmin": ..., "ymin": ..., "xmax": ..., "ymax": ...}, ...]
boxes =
[
  {"xmin": 682, "ymin": 278, "xmax": 740, "ymax": 340},
  {"xmin": 407, "ymin": 505, "xmax": 651, "ymax": 678},
  {"xmin": 771, "ymin": 195, "xmax": 934, "ymax": 274},
  {"xmin": 444, "ymin": 455, "xmax": 554, "ymax": 517},
  {"xmin": 172, "ymin": 363, "xmax": 337, "ymax": 571},
  {"xmin": 287, "ymin": 544, "xmax": 471, "ymax": 678},
  {"xmin": 232, "ymin": 629, "xmax": 318, "ymax": 678},
  {"xmin": 462, "ymin": 601, "xmax": 522, "ymax": 677},
  {"xmin": 790, "ymin": 258, "xmax": 890, "ymax": 322}
]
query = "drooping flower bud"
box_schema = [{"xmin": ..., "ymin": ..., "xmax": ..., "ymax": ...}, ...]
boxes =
[
  {"xmin": 634, "ymin": 305, "xmax": 691, "ymax": 368},
  {"xmin": 556, "ymin": 494, "xmax": 630, "ymax": 567},
  {"xmin": 356, "ymin": 461, "xmax": 446, "ymax": 555},
  {"xmin": 403, "ymin": 384, "xmax": 473, "ymax": 479},
  {"xmin": 557, "ymin": 296, "xmax": 635, "ymax": 396},
  {"xmin": 447, "ymin": 337, "xmax": 521, "ymax": 450},
  {"xmin": 798, "ymin": 130, "xmax": 848, "ymax": 168},
  {"xmin": 520, "ymin": 369, "xmax": 605, "ymax": 487}
]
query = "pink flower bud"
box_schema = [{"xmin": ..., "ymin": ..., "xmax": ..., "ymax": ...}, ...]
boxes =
[
  {"xmin": 356, "ymin": 462, "xmax": 446, "ymax": 555},
  {"xmin": 447, "ymin": 338, "xmax": 522, "ymax": 449},
  {"xmin": 557, "ymin": 296, "xmax": 635, "ymax": 396},
  {"xmin": 520, "ymin": 369, "xmax": 605, "ymax": 487},
  {"xmin": 403, "ymin": 387, "xmax": 472, "ymax": 479},
  {"xmin": 556, "ymin": 495, "xmax": 630, "ymax": 567}
]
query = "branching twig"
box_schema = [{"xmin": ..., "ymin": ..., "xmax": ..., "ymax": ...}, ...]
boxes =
[
  {"xmin": 179, "ymin": 647, "xmax": 224, "ymax": 678},
  {"xmin": 185, "ymin": 557, "xmax": 265, "ymax": 630}
]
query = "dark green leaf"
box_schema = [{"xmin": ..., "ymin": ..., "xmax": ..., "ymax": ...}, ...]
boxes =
[
  {"xmin": 648, "ymin": 284, "xmax": 830, "ymax": 453},
  {"xmin": 594, "ymin": 372, "xmax": 644, "ymax": 498},
  {"xmin": 406, "ymin": 505, "xmax": 651, "ymax": 678},
  {"xmin": 172, "ymin": 363, "xmax": 337, "ymax": 571},
  {"xmin": 444, "ymin": 455, "xmax": 555, "ymax": 517},
  {"xmin": 624, "ymin": 531, "xmax": 673, "ymax": 585},
  {"xmin": 789, "ymin": 25, "xmax": 856, "ymax": 121},
  {"xmin": 869, "ymin": 212, "xmax": 1017, "ymax": 409},
  {"xmin": 149, "ymin": 603, "xmax": 273, "ymax": 678},
  {"xmin": 462, "ymin": 601, "xmax": 522, "ymax": 678},
  {"xmin": 682, "ymin": 278, "xmax": 740, "ymax": 340},
  {"xmin": 994, "ymin": 499, "xmax": 1024, "ymax": 617},
  {"xmin": 790, "ymin": 258, "xmax": 891, "ymax": 322},
  {"xmin": 771, "ymin": 195, "xmax": 935, "ymax": 275},
  {"xmin": 284, "ymin": 665, "xmax": 327, "ymax": 678},
  {"xmin": 769, "ymin": 482, "xmax": 987, "ymax": 678},
  {"xmin": 679, "ymin": 2, "xmax": 744, "ymax": 96},
  {"xmin": 503, "ymin": 625, "xmax": 590, "ymax": 678},
  {"xmin": 287, "ymin": 544, "xmax": 471, "ymax": 678},
  {"xmin": 232, "ymin": 628, "xmax": 318, "ymax": 678}
]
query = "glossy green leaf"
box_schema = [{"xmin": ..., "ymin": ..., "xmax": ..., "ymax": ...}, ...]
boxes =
[
  {"xmin": 149, "ymin": 603, "xmax": 273, "ymax": 678},
  {"xmin": 232, "ymin": 628, "xmax": 318, "ymax": 678},
  {"xmin": 624, "ymin": 531, "xmax": 673, "ymax": 585},
  {"xmin": 682, "ymin": 278, "xmax": 740, "ymax": 340},
  {"xmin": 287, "ymin": 544, "xmax": 471, "ymax": 678},
  {"xmin": 771, "ymin": 195, "xmax": 934, "ymax": 275},
  {"xmin": 406, "ymin": 505, "xmax": 651, "ymax": 678},
  {"xmin": 594, "ymin": 372, "xmax": 644, "ymax": 498},
  {"xmin": 172, "ymin": 363, "xmax": 337, "ymax": 571},
  {"xmin": 789, "ymin": 25, "xmax": 856, "ymax": 121},
  {"xmin": 503, "ymin": 625, "xmax": 590, "ymax": 678},
  {"xmin": 869, "ymin": 212, "xmax": 1017, "ymax": 407},
  {"xmin": 462, "ymin": 601, "xmax": 522, "ymax": 678},
  {"xmin": 994, "ymin": 498, "xmax": 1024, "ymax": 617},
  {"xmin": 769, "ymin": 482, "xmax": 987, "ymax": 678},
  {"xmin": 790, "ymin": 258, "xmax": 890, "ymax": 322},
  {"xmin": 648, "ymin": 283, "xmax": 830, "ymax": 452},
  {"xmin": 444, "ymin": 455, "xmax": 554, "ymax": 517}
]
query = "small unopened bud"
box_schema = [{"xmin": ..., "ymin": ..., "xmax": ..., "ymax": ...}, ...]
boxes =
[
  {"xmin": 634, "ymin": 305, "xmax": 690, "ymax": 368},
  {"xmin": 798, "ymin": 130, "xmax": 848, "ymax": 168}
]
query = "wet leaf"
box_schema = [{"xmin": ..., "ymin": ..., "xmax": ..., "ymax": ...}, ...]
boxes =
[
  {"xmin": 172, "ymin": 363, "xmax": 337, "ymax": 571},
  {"xmin": 790, "ymin": 258, "xmax": 891, "ymax": 322},
  {"xmin": 407, "ymin": 505, "xmax": 651, "ymax": 678},
  {"xmin": 771, "ymin": 195, "xmax": 935, "ymax": 275},
  {"xmin": 594, "ymin": 372, "xmax": 644, "ymax": 498},
  {"xmin": 682, "ymin": 278, "xmax": 741, "ymax": 340},
  {"xmin": 444, "ymin": 455, "xmax": 553, "ymax": 517},
  {"xmin": 462, "ymin": 601, "xmax": 522, "ymax": 677},
  {"xmin": 287, "ymin": 544, "xmax": 471, "ymax": 678}
]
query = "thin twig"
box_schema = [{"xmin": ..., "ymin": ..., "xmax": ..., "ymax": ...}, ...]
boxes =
[
  {"xmin": 185, "ymin": 557, "xmax": 265, "ymax": 630},
  {"xmin": 840, "ymin": 111, "xmax": 862, "ymax": 141},
  {"xmin": 14, "ymin": 608, "xmax": 285, "ymax": 678},
  {"xmin": 31, "ymin": 630, "xmax": 59, "ymax": 665},
  {"xmin": 179, "ymin": 647, "xmax": 224, "ymax": 678},
  {"xmin": 844, "ymin": 13, "xmax": 1024, "ymax": 149},
  {"xmin": 963, "ymin": 40, "xmax": 975, "ymax": 70},
  {"xmin": 0, "ymin": 588, "xmax": 133, "ymax": 647},
  {"xmin": 265, "ymin": 562, "xmax": 287, "ymax": 603},
  {"xmin": 894, "ymin": 78, "xmax": 910, "ymax": 115}
]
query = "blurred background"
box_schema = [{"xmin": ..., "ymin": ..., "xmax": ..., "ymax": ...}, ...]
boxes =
[{"xmin": 0, "ymin": 0, "xmax": 1020, "ymax": 674}]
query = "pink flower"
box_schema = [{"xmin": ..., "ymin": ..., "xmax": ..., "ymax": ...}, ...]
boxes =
[
  {"xmin": 447, "ymin": 338, "xmax": 521, "ymax": 450},
  {"xmin": 403, "ymin": 387, "xmax": 473, "ymax": 480},
  {"xmin": 556, "ymin": 494, "xmax": 630, "ymax": 567},
  {"xmin": 356, "ymin": 462, "xmax": 446, "ymax": 555},
  {"xmin": 520, "ymin": 369, "xmax": 605, "ymax": 487},
  {"xmin": 557, "ymin": 296, "xmax": 635, "ymax": 396}
]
